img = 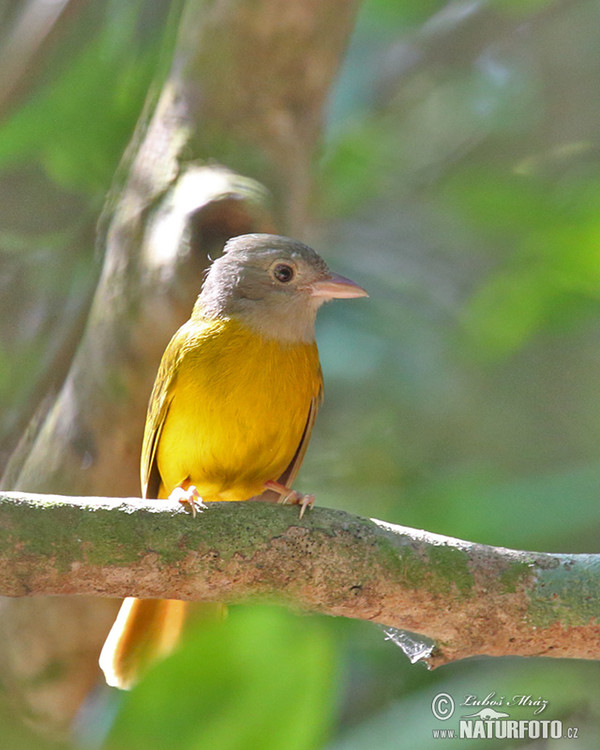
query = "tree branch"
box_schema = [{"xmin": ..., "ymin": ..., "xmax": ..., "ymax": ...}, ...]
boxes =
[{"xmin": 2, "ymin": 491, "xmax": 599, "ymax": 668}]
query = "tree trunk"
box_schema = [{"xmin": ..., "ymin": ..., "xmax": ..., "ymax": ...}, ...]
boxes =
[{"xmin": 0, "ymin": 0, "xmax": 360, "ymax": 735}]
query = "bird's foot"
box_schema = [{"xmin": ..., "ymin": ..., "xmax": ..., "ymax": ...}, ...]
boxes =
[
  {"xmin": 264, "ymin": 480, "xmax": 315, "ymax": 519},
  {"xmin": 169, "ymin": 484, "xmax": 205, "ymax": 517}
]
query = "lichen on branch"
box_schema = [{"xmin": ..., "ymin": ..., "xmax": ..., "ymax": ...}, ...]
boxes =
[{"xmin": 1, "ymin": 491, "xmax": 599, "ymax": 668}]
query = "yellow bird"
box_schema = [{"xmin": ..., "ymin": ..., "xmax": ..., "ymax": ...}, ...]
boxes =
[{"xmin": 99, "ymin": 233, "xmax": 367, "ymax": 689}]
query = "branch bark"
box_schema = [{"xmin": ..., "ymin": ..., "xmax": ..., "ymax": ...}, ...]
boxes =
[{"xmin": 2, "ymin": 491, "xmax": 599, "ymax": 668}]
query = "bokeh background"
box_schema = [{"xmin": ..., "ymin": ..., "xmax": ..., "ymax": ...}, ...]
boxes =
[{"xmin": 2, "ymin": 0, "xmax": 600, "ymax": 747}]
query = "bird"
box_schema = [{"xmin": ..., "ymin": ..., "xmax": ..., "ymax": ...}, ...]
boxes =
[{"xmin": 99, "ymin": 233, "xmax": 368, "ymax": 689}]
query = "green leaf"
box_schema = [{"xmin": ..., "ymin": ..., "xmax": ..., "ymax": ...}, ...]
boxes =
[
  {"xmin": 104, "ymin": 605, "xmax": 336, "ymax": 750},
  {"xmin": 0, "ymin": 2, "xmax": 166, "ymax": 192}
]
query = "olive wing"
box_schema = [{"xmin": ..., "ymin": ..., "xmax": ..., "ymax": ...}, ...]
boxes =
[
  {"xmin": 140, "ymin": 328, "xmax": 188, "ymax": 499},
  {"xmin": 277, "ymin": 386, "xmax": 323, "ymax": 488}
]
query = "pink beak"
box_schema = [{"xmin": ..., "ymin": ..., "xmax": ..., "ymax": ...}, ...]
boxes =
[{"xmin": 310, "ymin": 271, "xmax": 368, "ymax": 300}]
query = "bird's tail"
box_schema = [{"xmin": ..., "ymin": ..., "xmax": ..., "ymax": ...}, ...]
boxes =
[{"xmin": 99, "ymin": 597, "xmax": 188, "ymax": 690}]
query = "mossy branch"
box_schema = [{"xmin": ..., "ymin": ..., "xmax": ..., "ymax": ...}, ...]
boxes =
[{"xmin": 2, "ymin": 491, "xmax": 599, "ymax": 668}]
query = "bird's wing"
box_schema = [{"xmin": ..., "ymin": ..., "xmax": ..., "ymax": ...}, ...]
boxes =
[
  {"xmin": 276, "ymin": 389, "xmax": 322, "ymax": 489},
  {"xmin": 140, "ymin": 326, "xmax": 188, "ymax": 499}
]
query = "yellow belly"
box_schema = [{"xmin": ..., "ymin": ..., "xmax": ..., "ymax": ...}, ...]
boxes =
[{"xmin": 156, "ymin": 317, "xmax": 321, "ymax": 501}]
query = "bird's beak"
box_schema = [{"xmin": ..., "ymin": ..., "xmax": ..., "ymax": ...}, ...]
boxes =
[{"xmin": 310, "ymin": 271, "xmax": 369, "ymax": 300}]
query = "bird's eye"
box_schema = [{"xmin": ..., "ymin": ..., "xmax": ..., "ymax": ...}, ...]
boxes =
[{"xmin": 273, "ymin": 263, "xmax": 295, "ymax": 283}]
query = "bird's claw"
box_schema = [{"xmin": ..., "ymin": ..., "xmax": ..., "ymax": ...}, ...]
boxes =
[
  {"xmin": 169, "ymin": 485, "xmax": 205, "ymax": 517},
  {"xmin": 298, "ymin": 494, "xmax": 315, "ymax": 519},
  {"xmin": 277, "ymin": 490, "xmax": 315, "ymax": 519},
  {"xmin": 265, "ymin": 480, "xmax": 315, "ymax": 519}
]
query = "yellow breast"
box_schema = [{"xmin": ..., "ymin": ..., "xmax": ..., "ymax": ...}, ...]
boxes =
[{"xmin": 155, "ymin": 316, "xmax": 322, "ymax": 501}]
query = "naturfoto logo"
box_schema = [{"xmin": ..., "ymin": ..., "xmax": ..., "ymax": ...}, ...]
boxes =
[{"xmin": 430, "ymin": 691, "xmax": 579, "ymax": 741}]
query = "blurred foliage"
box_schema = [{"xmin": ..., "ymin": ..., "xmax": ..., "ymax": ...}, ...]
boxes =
[
  {"xmin": 0, "ymin": 0, "xmax": 177, "ymax": 468},
  {"xmin": 102, "ymin": 606, "xmax": 336, "ymax": 750},
  {"xmin": 3, "ymin": 0, "xmax": 600, "ymax": 747},
  {"xmin": 0, "ymin": 3, "xmax": 160, "ymax": 191},
  {"xmin": 329, "ymin": 656, "xmax": 600, "ymax": 749}
]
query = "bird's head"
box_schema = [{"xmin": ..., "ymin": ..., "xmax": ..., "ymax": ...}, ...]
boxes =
[{"xmin": 197, "ymin": 234, "xmax": 367, "ymax": 342}]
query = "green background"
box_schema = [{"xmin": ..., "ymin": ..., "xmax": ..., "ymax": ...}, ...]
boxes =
[{"xmin": 1, "ymin": 0, "xmax": 599, "ymax": 747}]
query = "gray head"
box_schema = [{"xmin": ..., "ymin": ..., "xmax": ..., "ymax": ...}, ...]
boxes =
[{"xmin": 196, "ymin": 234, "xmax": 367, "ymax": 343}]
